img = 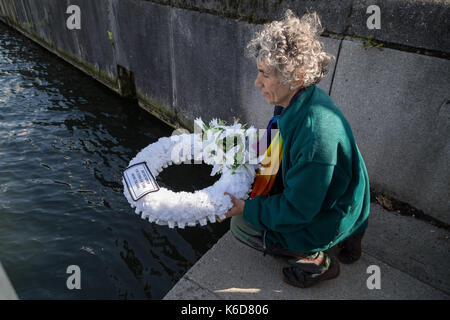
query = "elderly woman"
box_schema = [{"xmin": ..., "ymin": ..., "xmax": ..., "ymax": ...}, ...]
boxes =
[{"xmin": 224, "ymin": 10, "xmax": 370, "ymax": 288}]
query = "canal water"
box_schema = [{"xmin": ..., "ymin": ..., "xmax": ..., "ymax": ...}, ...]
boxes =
[{"xmin": 0, "ymin": 22, "xmax": 228, "ymax": 299}]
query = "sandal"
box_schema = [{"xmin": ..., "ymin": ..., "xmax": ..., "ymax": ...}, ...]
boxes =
[{"xmin": 281, "ymin": 253, "xmax": 340, "ymax": 288}]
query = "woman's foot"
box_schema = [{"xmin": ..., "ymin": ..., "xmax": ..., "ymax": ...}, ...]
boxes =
[{"xmin": 281, "ymin": 252, "xmax": 340, "ymax": 288}]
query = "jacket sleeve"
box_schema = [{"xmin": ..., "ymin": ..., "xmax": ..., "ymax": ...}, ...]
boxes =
[{"xmin": 243, "ymin": 160, "xmax": 335, "ymax": 233}]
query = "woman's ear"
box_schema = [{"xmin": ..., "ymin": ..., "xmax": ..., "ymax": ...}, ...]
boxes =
[
  {"xmin": 290, "ymin": 71, "xmax": 304, "ymax": 91},
  {"xmin": 295, "ymin": 70, "xmax": 305, "ymax": 87}
]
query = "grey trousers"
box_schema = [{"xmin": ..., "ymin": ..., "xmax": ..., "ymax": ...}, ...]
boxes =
[
  {"xmin": 230, "ymin": 215, "xmax": 266, "ymax": 252},
  {"xmin": 230, "ymin": 215, "xmax": 322, "ymax": 260}
]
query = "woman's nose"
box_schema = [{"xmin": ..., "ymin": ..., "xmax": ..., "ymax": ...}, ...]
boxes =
[{"xmin": 254, "ymin": 75, "xmax": 262, "ymax": 88}]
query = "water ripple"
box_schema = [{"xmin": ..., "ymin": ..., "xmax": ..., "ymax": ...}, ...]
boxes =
[{"xmin": 0, "ymin": 22, "xmax": 229, "ymax": 300}]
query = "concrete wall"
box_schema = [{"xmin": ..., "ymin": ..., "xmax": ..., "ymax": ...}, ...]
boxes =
[
  {"xmin": 143, "ymin": 0, "xmax": 450, "ymax": 54},
  {"xmin": 0, "ymin": 0, "xmax": 448, "ymax": 223}
]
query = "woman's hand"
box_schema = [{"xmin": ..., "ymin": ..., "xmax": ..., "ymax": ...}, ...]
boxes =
[{"xmin": 217, "ymin": 192, "xmax": 245, "ymax": 222}]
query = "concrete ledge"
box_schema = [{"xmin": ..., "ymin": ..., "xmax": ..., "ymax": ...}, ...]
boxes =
[
  {"xmin": 0, "ymin": 263, "xmax": 18, "ymax": 300},
  {"xmin": 144, "ymin": 0, "xmax": 450, "ymax": 54},
  {"xmin": 164, "ymin": 203, "xmax": 450, "ymax": 300}
]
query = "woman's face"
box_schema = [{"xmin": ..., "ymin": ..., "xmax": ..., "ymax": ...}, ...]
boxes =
[{"xmin": 254, "ymin": 61, "xmax": 293, "ymax": 107}]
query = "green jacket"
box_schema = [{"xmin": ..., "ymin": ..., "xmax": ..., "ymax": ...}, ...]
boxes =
[{"xmin": 243, "ymin": 84, "xmax": 370, "ymax": 253}]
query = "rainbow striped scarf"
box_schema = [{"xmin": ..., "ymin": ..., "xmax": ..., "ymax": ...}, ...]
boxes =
[
  {"xmin": 250, "ymin": 110, "xmax": 284, "ymax": 199},
  {"xmin": 249, "ymin": 89, "xmax": 305, "ymax": 199}
]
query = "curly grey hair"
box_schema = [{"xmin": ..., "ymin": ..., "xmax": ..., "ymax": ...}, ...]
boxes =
[{"xmin": 245, "ymin": 10, "xmax": 334, "ymax": 87}]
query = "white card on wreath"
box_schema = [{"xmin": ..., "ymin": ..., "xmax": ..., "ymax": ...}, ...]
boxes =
[{"xmin": 123, "ymin": 162, "xmax": 159, "ymax": 201}]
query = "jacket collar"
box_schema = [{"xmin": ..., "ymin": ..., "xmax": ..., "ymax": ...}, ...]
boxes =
[{"xmin": 278, "ymin": 84, "xmax": 316, "ymax": 135}]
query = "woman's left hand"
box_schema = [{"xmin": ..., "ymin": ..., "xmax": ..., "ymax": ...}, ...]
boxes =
[{"xmin": 218, "ymin": 192, "xmax": 245, "ymax": 222}]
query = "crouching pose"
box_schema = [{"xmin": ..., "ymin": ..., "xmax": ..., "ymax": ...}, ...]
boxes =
[{"xmin": 223, "ymin": 10, "xmax": 370, "ymax": 288}]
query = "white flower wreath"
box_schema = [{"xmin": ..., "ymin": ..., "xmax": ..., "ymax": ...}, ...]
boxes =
[{"xmin": 123, "ymin": 118, "xmax": 262, "ymax": 228}]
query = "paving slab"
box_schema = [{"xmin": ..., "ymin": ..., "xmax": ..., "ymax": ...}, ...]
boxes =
[
  {"xmin": 363, "ymin": 205, "xmax": 450, "ymax": 294},
  {"xmin": 0, "ymin": 262, "xmax": 18, "ymax": 300},
  {"xmin": 164, "ymin": 203, "xmax": 449, "ymax": 300}
]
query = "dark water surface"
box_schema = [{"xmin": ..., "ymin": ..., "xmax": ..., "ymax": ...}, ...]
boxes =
[{"xmin": 0, "ymin": 22, "xmax": 229, "ymax": 299}]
